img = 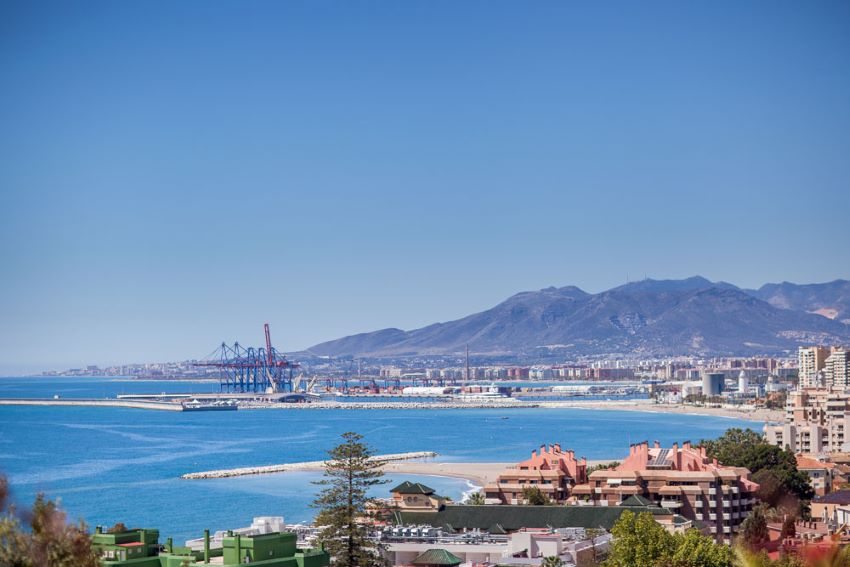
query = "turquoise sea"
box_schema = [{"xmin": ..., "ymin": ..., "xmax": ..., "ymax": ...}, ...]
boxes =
[{"xmin": 0, "ymin": 377, "xmax": 757, "ymax": 543}]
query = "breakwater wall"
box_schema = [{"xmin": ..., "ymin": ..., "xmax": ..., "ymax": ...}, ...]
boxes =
[
  {"xmin": 244, "ymin": 400, "xmax": 535, "ymax": 410},
  {"xmin": 0, "ymin": 398, "xmax": 184, "ymax": 412},
  {"xmin": 182, "ymin": 451, "xmax": 439, "ymax": 479}
]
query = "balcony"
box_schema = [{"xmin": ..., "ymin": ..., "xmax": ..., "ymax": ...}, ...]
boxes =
[
  {"xmin": 723, "ymin": 526, "xmax": 732, "ymax": 534},
  {"xmin": 694, "ymin": 500, "xmax": 703, "ymax": 507},
  {"xmin": 708, "ymin": 488, "xmax": 717, "ymax": 495},
  {"xmin": 723, "ymin": 513, "xmax": 731, "ymax": 520},
  {"xmin": 695, "ymin": 513, "xmax": 704, "ymax": 520},
  {"xmin": 722, "ymin": 500, "xmax": 731, "ymax": 507},
  {"xmin": 709, "ymin": 513, "xmax": 717, "ymax": 521}
]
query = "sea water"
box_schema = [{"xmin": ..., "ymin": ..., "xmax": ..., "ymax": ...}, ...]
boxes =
[{"xmin": 0, "ymin": 377, "xmax": 757, "ymax": 543}]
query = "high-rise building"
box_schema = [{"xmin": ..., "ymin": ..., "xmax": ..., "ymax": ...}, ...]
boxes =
[
  {"xmin": 764, "ymin": 389, "xmax": 850, "ymax": 453},
  {"xmin": 825, "ymin": 349, "xmax": 850, "ymax": 391},
  {"xmin": 702, "ymin": 372, "xmax": 725, "ymax": 396},
  {"xmin": 799, "ymin": 347, "xmax": 832, "ymax": 388}
]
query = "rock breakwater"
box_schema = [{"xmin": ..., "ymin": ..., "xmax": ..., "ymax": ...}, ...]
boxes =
[{"xmin": 181, "ymin": 451, "xmax": 439, "ymax": 479}]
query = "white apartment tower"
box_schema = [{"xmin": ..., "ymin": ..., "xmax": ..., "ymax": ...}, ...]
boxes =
[
  {"xmin": 826, "ymin": 349, "xmax": 850, "ymax": 391},
  {"xmin": 799, "ymin": 346, "xmax": 831, "ymax": 388}
]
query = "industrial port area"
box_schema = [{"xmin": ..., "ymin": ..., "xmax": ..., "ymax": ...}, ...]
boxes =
[{"xmin": 5, "ymin": 324, "xmax": 794, "ymax": 420}]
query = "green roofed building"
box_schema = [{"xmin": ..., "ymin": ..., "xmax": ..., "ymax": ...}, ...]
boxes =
[
  {"xmin": 391, "ymin": 481, "xmax": 436, "ymax": 495},
  {"xmin": 92, "ymin": 525, "xmax": 329, "ymax": 567},
  {"xmin": 411, "ymin": 548, "xmax": 463, "ymax": 566},
  {"xmin": 390, "ymin": 481, "xmax": 446, "ymax": 511},
  {"xmin": 392, "ymin": 503, "xmax": 690, "ymax": 534}
]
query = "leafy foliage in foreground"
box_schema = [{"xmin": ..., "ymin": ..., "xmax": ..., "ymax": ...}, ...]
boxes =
[
  {"xmin": 0, "ymin": 475, "xmax": 99, "ymax": 567},
  {"xmin": 604, "ymin": 510, "xmax": 733, "ymax": 567},
  {"xmin": 603, "ymin": 510, "xmax": 834, "ymax": 567}
]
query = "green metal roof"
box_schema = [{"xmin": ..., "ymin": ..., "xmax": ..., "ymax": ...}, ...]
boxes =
[
  {"xmin": 395, "ymin": 504, "xmax": 670, "ymax": 532},
  {"xmin": 412, "ymin": 548, "xmax": 463, "ymax": 566},
  {"xmin": 391, "ymin": 481, "xmax": 436, "ymax": 495},
  {"xmin": 620, "ymin": 495, "xmax": 654, "ymax": 507}
]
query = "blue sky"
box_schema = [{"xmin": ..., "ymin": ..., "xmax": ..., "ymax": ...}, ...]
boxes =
[{"xmin": 1, "ymin": 1, "xmax": 849, "ymax": 372}]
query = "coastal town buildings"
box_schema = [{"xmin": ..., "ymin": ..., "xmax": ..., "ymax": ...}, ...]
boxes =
[
  {"xmin": 811, "ymin": 490, "xmax": 850, "ymax": 523},
  {"xmin": 483, "ymin": 444, "xmax": 588, "ymax": 505},
  {"xmin": 570, "ymin": 441, "xmax": 759, "ymax": 544},
  {"xmin": 799, "ymin": 346, "xmax": 832, "ymax": 388},
  {"xmin": 796, "ymin": 455, "xmax": 837, "ymax": 496},
  {"xmin": 382, "ymin": 527, "xmax": 611, "ymax": 567},
  {"xmin": 390, "ymin": 481, "xmax": 448, "ymax": 511},
  {"xmin": 764, "ymin": 388, "xmax": 850, "ymax": 453},
  {"xmin": 826, "ymin": 349, "xmax": 850, "ymax": 390}
]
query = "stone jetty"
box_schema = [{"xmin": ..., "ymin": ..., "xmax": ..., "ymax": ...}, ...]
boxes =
[
  {"xmin": 181, "ymin": 451, "xmax": 439, "ymax": 479},
  {"xmin": 0, "ymin": 398, "xmax": 183, "ymax": 411}
]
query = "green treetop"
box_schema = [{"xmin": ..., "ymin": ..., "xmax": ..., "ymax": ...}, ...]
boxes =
[
  {"xmin": 700, "ymin": 428, "xmax": 814, "ymax": 513},
  {"xmin": 312, "ymin": 432, "xmax": 389, "ymax": 567}
]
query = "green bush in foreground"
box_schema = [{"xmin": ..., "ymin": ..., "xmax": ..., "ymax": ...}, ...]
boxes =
[{"xmin": 0, "ymin": 476, "xmax": 98, "ymax": 567}]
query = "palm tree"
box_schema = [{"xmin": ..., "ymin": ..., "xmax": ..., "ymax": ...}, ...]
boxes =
[
  {"xmin": 541, "ymin": 556, "xmax": 564, "ymax": 567},
  {"xmin": 464, "ymin": 491, "xmax": 486, "ymax": 505}
]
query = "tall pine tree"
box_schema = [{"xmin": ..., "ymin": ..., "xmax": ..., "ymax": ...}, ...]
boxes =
[{"xmin": 312, "ymin": 432, "xmax": 389, "ymax": 567}]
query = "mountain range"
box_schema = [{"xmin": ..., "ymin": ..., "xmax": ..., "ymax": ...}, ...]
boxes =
[{"xmin": 307, "ymin": 277, "xmax": 850, "ymax": 357}]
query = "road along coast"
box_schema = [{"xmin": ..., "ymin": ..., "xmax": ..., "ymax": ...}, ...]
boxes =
[{"xmin": 181, "ymin": 451, "xmax": 439, "ymax": 479}]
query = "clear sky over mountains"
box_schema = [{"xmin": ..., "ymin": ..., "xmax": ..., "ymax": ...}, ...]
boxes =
[{"xmin": 1, "ymin": 1, "xmax": 849, "ymax": 371}]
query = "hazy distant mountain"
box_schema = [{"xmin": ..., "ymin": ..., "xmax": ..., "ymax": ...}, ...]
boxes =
[
  {"xmin": 307, "ymin": 277, "xmax": 850, "ymax": 357},
  {"xmin": 745, "ymin": 280, "xmax": 850, "ymax": 325}
]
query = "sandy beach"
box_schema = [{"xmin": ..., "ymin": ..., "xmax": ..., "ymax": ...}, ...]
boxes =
[
  {"xmin": 380, "ymin": 459, "xmax": 617, "ymax": 488},
  {"xmin": 537, "ymin": 399, "xmax": 782, "ymax": 423}
]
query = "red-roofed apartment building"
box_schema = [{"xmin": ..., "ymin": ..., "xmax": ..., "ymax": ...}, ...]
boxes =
[
  {"xmin": 484, "ymin": 444, "xmax": 588, "ymax": 505},
  {"xmin": 571, "ymin": 441, "xmax": 759, "ymax": 544},
  {"xmin": 796, "ymin": 455, "xmax": 837, "ymax": 496}
]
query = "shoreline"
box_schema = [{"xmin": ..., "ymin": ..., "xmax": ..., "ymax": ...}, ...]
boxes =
[
  {"xmin": 0, "ymin": 396, "xmax": 780, "ymax": 422},
  {"xmin": 535, "ymin": 399, "xmax": 781, "ymax": 423},
  {"xmin": 183, "ymin": 457, "xmax": 623, "ymax": 488}
]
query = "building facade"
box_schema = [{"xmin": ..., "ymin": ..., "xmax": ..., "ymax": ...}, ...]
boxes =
[
  {"xmin": 92, "ymin": 524, "xmax": 329, "ymax": 567},
  {"xmin": 799, "ymin": 346, "xmax": 832, "ymax": 389},
  {"xmin": 570, "ymin": 441, "xmax": 759, "ymax": 544},
  {"xmin": 796, "ymin": 456, "xmax": 837, "ymax": 497},
  {"xmin": 484, "ymin": 444, "xmax": 588, "ymax": 505},
  {"xmin": 764, "ymin": 388, "xmax": 850, "ymax": 453},
  {"xmin": 390, "ymin": 481, "xmax": 447, "ymax": 511},
  {"xmin": 826, "ymin": 349, "xmax": 850, "ymax": 390}
]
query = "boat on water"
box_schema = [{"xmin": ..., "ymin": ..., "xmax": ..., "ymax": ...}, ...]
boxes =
[
  {"xmin": 181, "ymin": 399, "xmax": 238, "ymax": 412},
  {"xmin": 452, "ymin": 383, "xmax": 511, "ymax": 401}
]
